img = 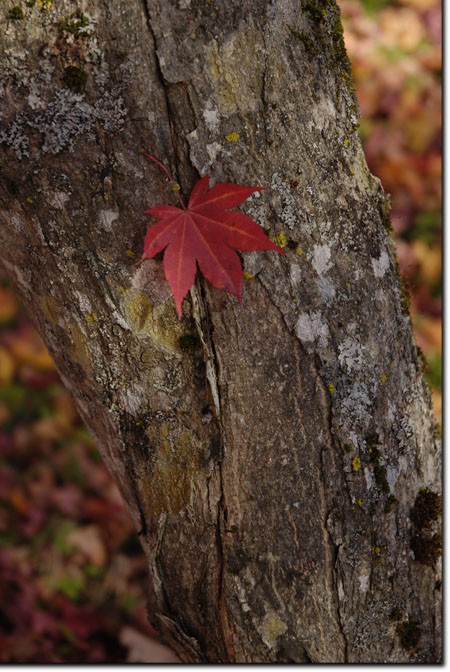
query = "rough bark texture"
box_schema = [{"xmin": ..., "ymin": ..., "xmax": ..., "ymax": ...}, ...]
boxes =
[{"xmin": 0, "ymin": 0, "xmax": 441, "ymax": 663}]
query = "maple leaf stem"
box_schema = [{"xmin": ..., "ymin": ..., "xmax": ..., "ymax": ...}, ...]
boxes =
[{"xmin": 143, "ymin": 152, "xmax": 186, "ymax": 209}]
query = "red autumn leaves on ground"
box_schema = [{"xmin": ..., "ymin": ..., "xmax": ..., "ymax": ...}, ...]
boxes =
[{"xmin": 138, "ymin": 155, "xmax": 284, "ymax": 316}]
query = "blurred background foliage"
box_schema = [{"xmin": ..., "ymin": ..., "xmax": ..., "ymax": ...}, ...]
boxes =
[
  {"xmin": 340, "ymin": 0, "xmax": 442, "ymax": 418},
  {"xmin": 0, "ymin": 0, "xmax": 441, "ymax": 662}
]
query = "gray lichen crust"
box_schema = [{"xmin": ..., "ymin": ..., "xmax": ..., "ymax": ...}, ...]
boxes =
[{"xmin": 0, "ymin": 1, "xmax": 127, "ymax": 157}]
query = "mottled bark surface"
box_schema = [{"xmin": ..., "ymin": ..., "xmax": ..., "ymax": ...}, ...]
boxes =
[{"xmin": 0, "ymin": 0, "xmax": 441, "ymax": 662}]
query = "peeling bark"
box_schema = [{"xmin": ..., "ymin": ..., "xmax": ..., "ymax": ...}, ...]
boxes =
[{"xmin": 0, "ymin": 0, "xmax": 441, "ymax": 662}]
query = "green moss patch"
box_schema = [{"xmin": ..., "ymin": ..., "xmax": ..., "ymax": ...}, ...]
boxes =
[
  {"xmin": 409, "ymin": 488, "xmax": 442, "ymax": 566},
  {"xmin": 8, "ymin": 6, "xmax": 24, "ymax": 20},
  {"xmin": 63, "ymin": 66, "xmax": 88, "ymax": 93},
  {"xmin": 396, "ymin": 620, "xmax": 421, "ymax": 651}
]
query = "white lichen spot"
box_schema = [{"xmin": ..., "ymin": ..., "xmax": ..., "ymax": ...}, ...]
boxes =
[
  {"xmin": 309, "ymin": 92, "xmax": 337, "ymax": 133},
  {"xmin": 75, "ymin": 292, "xmax": 93, "ymax": 314},
  {"xmin": 341, "ymin": 382, "xmax": 372, "ymax": 423},
  {"xmin": 260, "ymin": 612, "xmax": 287, "ymax": 649},
  {"xmin": 234, "ymin": 576, "xmax": 251, "ymax": 614},
  {"xmin": 270, "ymin": 172, "xmax": 299, "ymax": 230},
  {"xmin": 27, "ymin": 93, "xmax": 45, "ymax": 110},
  {"xmin": 120, "ymin": 384, "xmax": 146, "ymax": 415},
  {"xmin": 311, "ymin": 244, "xmax": 332, "ymax": 275},
  {"xmin": 205, "ymin": 141, "xmax": 222, "ymax": 165},
  {"xmin": 387, "ymin": 400, "xmax": 396, "ymax": 422},
  {"xmin": 103, "ymin": 295, "xmax": 131, "ymax": 332},
  {"xmin": 34, "ymin": 221, "xmax": 46, "ymax": 244},
  {"xmin": 316, "ymin": 276, "xmax": 336, "ymax": 305},
  {"xmin": 5, "ymin": 89, "xmax": 127, "ymax": 157},
  {"xmin": 337, "ymin": 576, "xmax": 345, "ymax": 604},
  {"xmin": 242, "ymin": 250, "xmax": 263, "ymax": 277},
  {"xmin": 10, "ymin": 213, "xmax": 25, "ymax": 231},
  {"xmin": 358, "ymin": 573, "xmax": 370, "ymax": 594},
  {"xmin": 203, "ymin": 108, "xmax": 220, "ymax": 131},
  {"xmin": 289, "ymin": 263, "xmax": 302, "ymax": 288},
  {"xmin": 296, "ymin": 311, "xmax": 329, "ymax": 349},
  {"xmin": 386, "ymin": 465, "xmax": 398, "ymax": 491},
  {"xmin": 338, "ymin": 337, "xmax": 367, "ymax": 372},
  {"xmin": 187, "ymin": 128, "xmax": 198, "ymax": 144},
  {"xmin": 98, "ymin": 209, "xmax": 119, "ymax": 231},
  {"xmin": 371, "ymin": 249, "xmax": 390, "ymax": 278},
  {"xmin": 50, "ymin": 191, "xmax": 71, "ymax": 209},
  {"xmin": 364, "ymin": 466, "xmax": 374, "ymax": 491}
]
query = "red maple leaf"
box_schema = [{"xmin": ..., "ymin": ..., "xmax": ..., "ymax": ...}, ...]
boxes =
[{"xmin": 138, "ymin": 154, "xmax": 284, "ymax": 316}]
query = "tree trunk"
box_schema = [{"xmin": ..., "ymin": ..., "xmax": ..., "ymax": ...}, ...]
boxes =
[{"xmin": 0, "ymin": 0, "xmax": 441, "ymax": 662}]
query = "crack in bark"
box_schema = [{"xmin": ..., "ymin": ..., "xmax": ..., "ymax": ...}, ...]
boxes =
[
  {"xmin": 189, "ymin": 280, "xmax": 233, "ymax": 660},
  {"xmin": 260, "ymin": 26, "xmax": 273, "ymax": 175},
  {"xmin": 139, "ymin": 4, "xmax": 229, "ymax": 655},
  {"xmin": 139, "ymin": 0, "xmax": 182, "ymax": 185},
  {"xmin": 189, "ymin": 281, "xmax": 222, "ymax": 419}
]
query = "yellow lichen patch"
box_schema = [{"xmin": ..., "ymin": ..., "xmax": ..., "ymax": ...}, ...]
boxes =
[
  {"xmin": 274, "ymin": 232, "xmax": 287, "ymax": 248},
  {"xmin": 206, "ymin": 31, "xmax": 264, "ymax": 115},
  {"xmin": 25, "ymin": 197, "xmax": 33, "ymax": 204},
  {"xmin": 171, "ymin": 183, "xmax": 181, "ymax": 192},
  {"xmin": 260, "ymin": 612, "xmax": 287, "ymax": 649},
  {"xmin": 295, "ymin": 246, "xmax": 303, "ymax": 256},
  {"xmin": 122, "ymin": 290, "xmax": 184, "ymax": 350},
  {"xmin": 125, "ymin": 249, "xmax": 135, "ymax": 258},
  {"xmin": 84, "ymin": 313, "xmax": 98, "ymax": 323},
  {"xmin": 328, "ymin": 383, "xmax": 335, "ymax": 394},
  {"xmin": 37, "ymin": 0, "xmax": 51, "ymax": 8},
  {"xmin": 243, "ymin": 271, "xmax": 254, "ymax": 280},
  {"xmin": 151, "ymin": 302, "xmax": 185, "ymax": 350},
  {"xmin": 140, "ymin": 427, "xmax": 204, "ymax": 517},
  {"xmin": 225, "ymin": 131, "xmax": 240, "ymax": 142},
  {"xmin": 380, "ymin": 373, "xmax": 387, "ymax": 384},
  {"xmin": 122, "ymin": 290, "xmax": 153, "ymax": 333},
  {"xmin": 352, "ymin": 456, "xmax": 361, "ymax": 472}
]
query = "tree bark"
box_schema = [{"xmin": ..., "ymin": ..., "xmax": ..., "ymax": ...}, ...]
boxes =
[{"xmin": 0, "ymin": 0, "xmax": 441, "ymax": 662}]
